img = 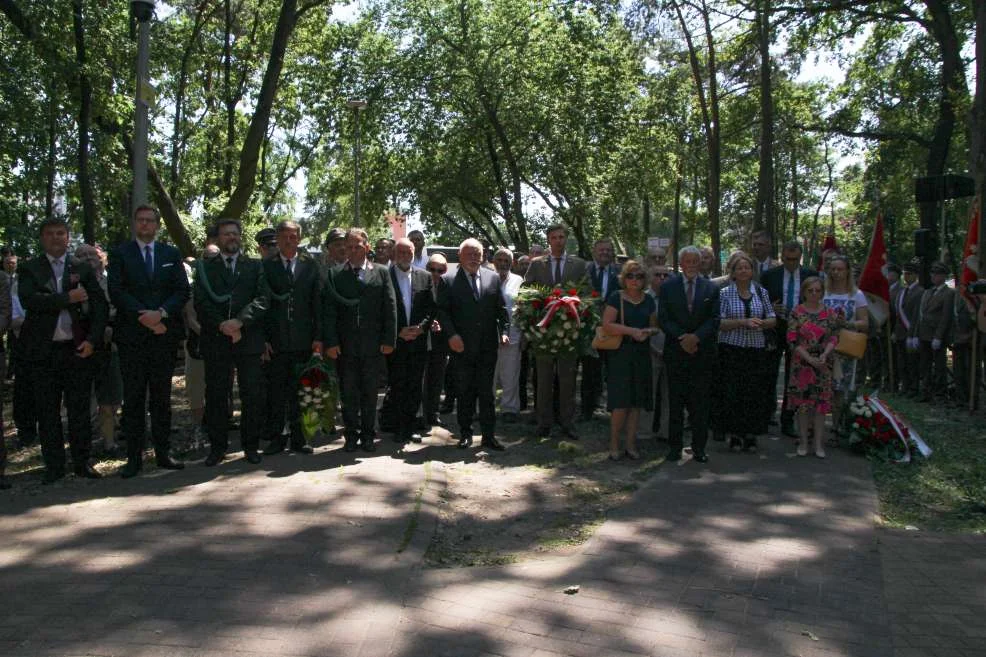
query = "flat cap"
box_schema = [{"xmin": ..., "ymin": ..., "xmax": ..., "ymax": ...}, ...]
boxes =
[{"xmin": 325, "ymin": 227, "xmax": 347, "ymax": 244}]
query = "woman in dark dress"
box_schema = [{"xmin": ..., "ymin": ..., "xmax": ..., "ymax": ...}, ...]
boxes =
[{"xmin": 602, "ymin": 260, "xmax": 657, "ymax": 461}]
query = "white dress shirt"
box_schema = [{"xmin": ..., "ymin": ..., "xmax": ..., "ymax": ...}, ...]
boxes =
[
  {"xmin": 393, "ymin": 265, "xmax": 413, "ymax": 324},
  {"xmin": 46, "ymin": 253, "xmax": 74, "ymax": 341}
]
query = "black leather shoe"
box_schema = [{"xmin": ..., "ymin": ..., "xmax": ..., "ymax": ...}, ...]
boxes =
[
  {"xmin": 42, "ymin": 468, "xmax": 65, "ymax": 484},
  {"xmin": 393, "ymin": 434, "xmax": 409, "ymax": 444},
  {"xmin": 665, "ymin": 449, "xmax": 682, "ymax": 462},
  {"xmin": 244, "ymin": 450, "xmax": 262, "ymax": 464},
  {"xmin": 204, "ymin": 452, "xmax": 224, "ymax": 467},
  {"xmin": 74, "ymin": 463, "xmax": 102, "ymax": 479},
  {"xmin": 409, "ymin": 433, "xmax": 423, "ymax": 443},
  {"xmin": 481, "ymin": 437, "xmax": 505, "ymax": 451},
  {"xmin": 427, "ymin": 415, "xmax": 444, "ymax": 428},
  {"xmin": 360, "ymin": 436, "xmax": 376, "ymax": 453},
  {"xmin": 156, "ymin": 456, "xmax": 185, "ymax": 470},
  {"xmin": 120, "ymin": 460, "xmax": 143, "ymax": 478},
  {"xmin": 290, "ymin": 444, "xmax": 313, "ymax": 454},
  {"xmin": 263, "ymin": 442, "xmax": 286, "ymax": 455},
  {"xmin": 457, "ymin": 436, "xmax": 473, "ymax": 449},
  {"xmin": 693, "ymin": 450, "xmax": 709, "ymax": 463},
  {"xmin": 344, "ymin": 437, "xmax": 359, "ymax": 452},
  {"xmin": 536, "ymin": 426, "xmax": 551, "ymax": 438}
]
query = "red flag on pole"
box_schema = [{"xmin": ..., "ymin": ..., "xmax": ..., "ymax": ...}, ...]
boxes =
[
  {"xmin": 960, "ymin": 202, "xmax": 980, "ymax": 303},
  {"xmin": 815, "ymin": 234, "xmax": 838, "ymax": 272},
  {"xmin": 858, "ymin": 213, "xmax": 890, "ymax": 325}
]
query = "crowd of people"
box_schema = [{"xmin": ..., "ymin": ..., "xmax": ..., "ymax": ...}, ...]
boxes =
[{"xmin": 0, "ymin": 213, "xmax": 980, "ymax": 489}]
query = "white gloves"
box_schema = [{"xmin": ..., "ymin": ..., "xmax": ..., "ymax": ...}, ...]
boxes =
[
  {"xmin": 906, "ymin": 337, "xmax": 919, "ymax": 352},
  {"xmin": 932, "ymin": 338, "xmax": 942, "ymax": 351}
]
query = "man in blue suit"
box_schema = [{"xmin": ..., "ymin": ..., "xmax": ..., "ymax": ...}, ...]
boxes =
[
  {"xmin": 658, "ymin": 245, "xmax": 721, "ymax": 463},
  {"xmin": 108, "ymin": 205, "xmax": 190, "ymax": 477}
]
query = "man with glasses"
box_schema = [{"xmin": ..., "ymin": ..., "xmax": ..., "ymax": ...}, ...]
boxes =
[{"xmin": 761, "ymin": 240, "xmax": 817, "ymax": 437}]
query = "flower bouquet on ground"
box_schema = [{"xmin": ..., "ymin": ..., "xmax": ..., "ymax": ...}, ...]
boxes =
[
  {"xmin": 296, "ymin": 355, "xmax": 339, "ymax": 446},
  {"xmin": 514, "ymin": 283, "xmax": 600, "ymax": 358},
  {"xmin": 847, "ymin": 394, "xmax": 932, "ymax": 463}
]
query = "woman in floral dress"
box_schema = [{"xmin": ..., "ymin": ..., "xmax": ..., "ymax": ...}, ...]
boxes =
[{"xmin": 787, "ymin": 276, "xmax": 840, "ymax": 458}]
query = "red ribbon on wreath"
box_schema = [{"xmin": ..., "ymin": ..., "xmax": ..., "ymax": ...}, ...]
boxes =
[{"xmin": 536, "ymin": 296, "xmax": 582, "ymax": 329}]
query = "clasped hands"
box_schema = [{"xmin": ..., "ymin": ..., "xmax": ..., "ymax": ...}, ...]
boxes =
[
  {"xmin": 138, "ymin": 309, "xmax": 168, "ymax": 335},
  {"xmin": 325, "ymin": 342, "xmax": 392, "ymax": 360},
  {"xmin": 678, "ymin": 333, "xmax": 700, "ymax": 355},
  {"xmin": 67, "ymin": 287, "xmax": 96, "ymax": 358}
]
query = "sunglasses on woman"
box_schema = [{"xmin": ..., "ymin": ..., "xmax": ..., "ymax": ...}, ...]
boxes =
[
  {"xmin": 427, "ymin": 266, "xmax": 447, "ymax": 274},
  {"xmin": 625, "ymin": 273, "xmax": 646, "ymax": 280}
]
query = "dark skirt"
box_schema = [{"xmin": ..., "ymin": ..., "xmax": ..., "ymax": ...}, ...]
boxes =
[
  {"xmin": 606, "ymin": 338, "xmax": 653, "ymax": 411},
  {"xmin": 713, "ymin": 343, "xmax": 774, "ymax": 435}
]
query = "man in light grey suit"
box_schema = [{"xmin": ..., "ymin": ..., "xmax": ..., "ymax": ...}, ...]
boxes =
[{"xmin": 523, "ymin": 224, "xmax": 587, "ymax": 439}]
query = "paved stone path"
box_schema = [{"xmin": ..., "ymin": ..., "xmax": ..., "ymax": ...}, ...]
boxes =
[{"xmin": 1, "ymin": 430, "xmax": 983, "ymax": 657}]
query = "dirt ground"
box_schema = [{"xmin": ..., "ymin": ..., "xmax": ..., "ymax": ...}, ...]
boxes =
[{"xmin": 2, "ymin": 360, "xmax": 667, "ymax": 565}]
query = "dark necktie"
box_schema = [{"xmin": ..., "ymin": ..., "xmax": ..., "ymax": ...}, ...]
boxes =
[
  {"xmin": 225, "ymin": 256, "xmax": 234, "ymax": 273},
  {"xmin": 554, "ymin": 258, "xmax": 562, "ymax": 285},
  {"xmin": 471, "ymin": 273, "xmax": 480, "ymax": 300},
  {"xmin": 687, "ymin": 278, "xmax": 695, "ymax": 313},
  {"xmin": 284, "ymin": 258, "xmax": 293, "ymax": 281},
  {"xmin": 785, "ymin": 273, "xmax": 795, "ymax": 310},
  {"xmin": 144, "ymin": 244, "xmax": 153, "ymax": 277}
]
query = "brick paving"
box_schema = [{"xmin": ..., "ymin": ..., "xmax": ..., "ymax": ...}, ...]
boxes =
[{"xmin": 1, "ymin": 428, "xmax": 983, "ymax": 657}]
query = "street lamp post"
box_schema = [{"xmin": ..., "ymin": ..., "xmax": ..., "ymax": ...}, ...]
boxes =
[
  {"xmin": 347, "ymin": 98, "xmax": 368, "ymax": 227},
  {"xmin": 131, "ymin": 0, "xmax": 155, "ymax": 218}
]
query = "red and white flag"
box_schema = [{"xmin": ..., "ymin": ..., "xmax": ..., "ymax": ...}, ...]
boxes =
[
  {"xmin": 858, "ymin": 213, "xmax": 890, "ymax": 326},
  {"xmin": 960, "ymin": 202, "xmax": 980, "ymax": 304}
]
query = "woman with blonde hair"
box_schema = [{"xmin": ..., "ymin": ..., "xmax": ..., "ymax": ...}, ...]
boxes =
[
  {"xmin": 787, "ymin": 276, "xmax": 839, "ymax": 457},
  {"xmin": 602, "ymin": 260, "xmax": 657, "ymax": 460},
  {"xmin": 712, "ymin": 252, "xmax": 776, "ymax": 451},
  {"xmin": 823, "ymin": 254, "xmax": 869, "ymax": 437}
]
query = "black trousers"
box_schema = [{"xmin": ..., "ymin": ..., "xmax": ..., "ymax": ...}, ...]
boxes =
[
  {"xmin": 666, "ymin": 356, "xmax": 714, "ymax": 455},
  {"xmin": 580, "ymin": 354, "xmax": 604, "ymax": 417},
  {"xmin": 453, "ymin": 349, "xmax": 498, "ymax": 439},
  {"xmin": 267, "ymin": 349, "xmax": 309, "ymax": 447},
  {"xmin": 338, "ymin": 351, "xmax": 383, "ymax": 438},
  {"xmin": 519, "ymin": 345, "xmax": 530, "ymax": 410},
  {"xmin": 12, "ymin": 351, "xmax": 37, "ymax": 440},
  {"xmin": 205, "ymin": 351, "xmax": 265, "ymax": 455},
  {"xmin": 32, "ymin": 342, "xmax": 97, "ymax": 472},
  {"xmin": 387, "ymin": 347, "xmax": 428, "ymax": 439},
  {"xmin": 119, "ymin": 341, "xmax": 178, "ymax": 462},
  {"xmin": 895, "ymin": 339, "xmax": 920, "ymax": 394},
  {"xmin": 423, "ymin": 345, "xmax": 448, "ymax": 419}
]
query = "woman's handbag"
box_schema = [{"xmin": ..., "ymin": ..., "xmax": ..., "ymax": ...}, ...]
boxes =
[
  {"xmin": 835, "ymin": 328, "xmax": 867, "ymax": 359},
  {"xmin": 591, "ymin": 294, "xmax": 624, "ymax": 351}
]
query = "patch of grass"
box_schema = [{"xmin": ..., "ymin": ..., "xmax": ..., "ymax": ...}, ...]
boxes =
[{"xmin": 870, "ymin": 392, "xmax": 986, "ymax": 533}]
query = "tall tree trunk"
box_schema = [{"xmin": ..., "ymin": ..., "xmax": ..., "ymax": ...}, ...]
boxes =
[
  {"xmin": 72, "ymin": 0, "xmax": 97, "ymax": 244},
  {"xmin": 45, "ymin": 77, "xmax": 57, "ymax": 220},
  {"xmin": 970, "ymin": 0, "xmax": 985, "ymax": 255},
  {"xmin": 219, "ymin": 0, "xmax": 299, "ymax": 220},
  {"xmin": 754, "ymin": 0, "xmax": 775, "ymax": 251},
  {"xmin": 790, "ymin": 146, "xmax": 800, "ymax": 239},
  {"xmin": 222, "ymin": 0, "xmax": 235, "ymax": 193}
]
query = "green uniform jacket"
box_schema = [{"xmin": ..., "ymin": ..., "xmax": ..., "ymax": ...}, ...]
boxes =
[{"xmin": 194, "ymin": 254, "xmax": 269, "ymax": 356}]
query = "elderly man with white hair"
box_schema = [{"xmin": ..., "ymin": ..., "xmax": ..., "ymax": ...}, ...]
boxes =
[
  {"xmin": 492, "ymin": 247, "xmax": 524, "ymax": 422},
  {"xmin": 436, "ymin": 238, "xmax": 510, "ymax": 450}
]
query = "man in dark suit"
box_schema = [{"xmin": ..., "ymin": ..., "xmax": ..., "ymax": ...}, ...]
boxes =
[
  {"xmin": 383, "ymin": 238, "xmax": 435, "ymax": 445},
  {"xmin": 893, "ymin": 260, "xmax": 924, "ymax": 396},
  {"xmin": 18, "ymin": 218, "xmax": 109, "ymax": 483},
  {"xmin": 262, "ymin": 220, "xmax": 322, "ymax": 455},
  {"xmin": 324, "ymin": 228, "xmax": 397, "ymax": 453},
  {"xmin": 582, "ymin": 238, "xmax": 620, "ymax": 420},
  {"xmin": 761, "ymin": 240, "xmax": 818, "ymax": 437},
  {"xmin": 108, "ymin": 205, "xmax": 190, "ymax": 477},
  {"xmin": 0, "ymin": 270, "xmax": 10, "ymax": 489},
  {"xmin": 523, "ymin": 223, "xmax": 587, "ymax": 438},
  {"xmin": 438, "ymin": 238, "xmax": 510, "ymax": 450},
  {"xmin": 658, "ymin": 245, "xmax": 720, "ymax": 463},
  {"xmin": 194, "ymin": 219, "xmax": 270, "ymax": 466},
  {"xmin": 916, "ymin": 261, "xmax": 955, "ymax": 402}
]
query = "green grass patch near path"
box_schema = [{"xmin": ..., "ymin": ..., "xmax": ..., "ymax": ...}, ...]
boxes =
[{"xmin": 870, "ymin": 392, "xmax": 986, "ymax": 534}]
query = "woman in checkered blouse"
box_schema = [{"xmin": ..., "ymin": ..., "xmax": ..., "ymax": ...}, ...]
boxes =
[{"xmin": 712, "ymin": 252, "xmax": 777, "ymax": 452}]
